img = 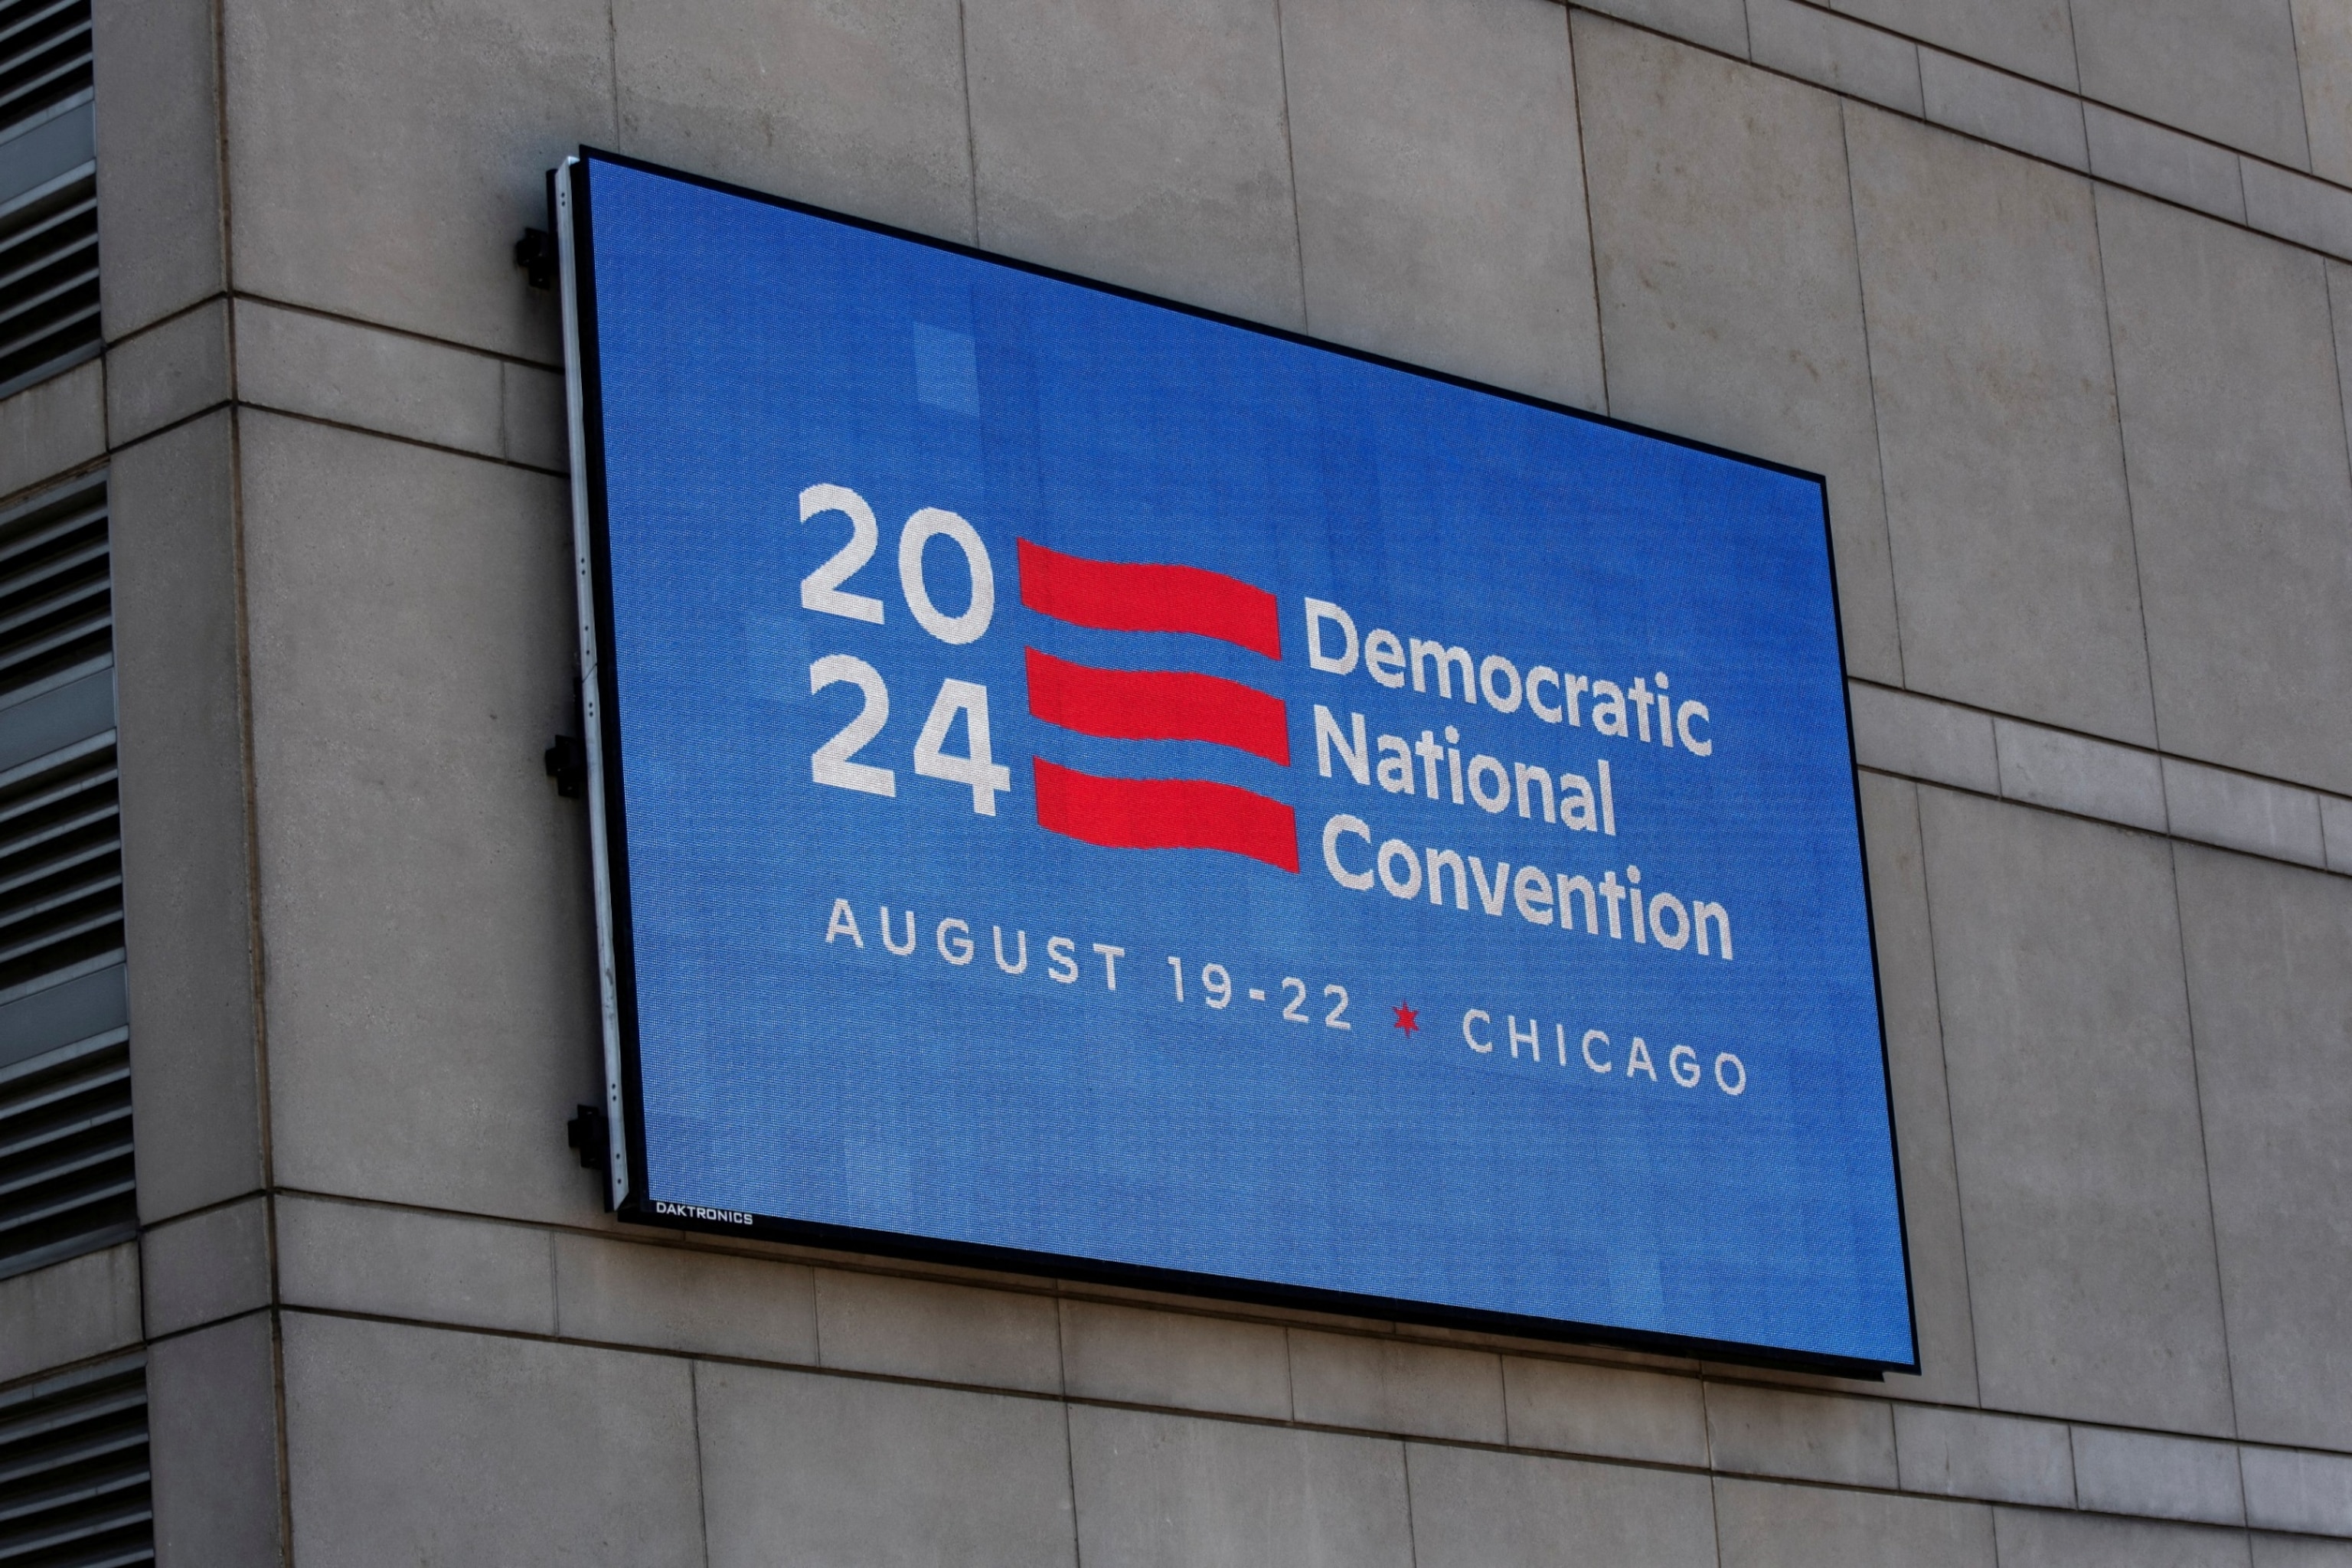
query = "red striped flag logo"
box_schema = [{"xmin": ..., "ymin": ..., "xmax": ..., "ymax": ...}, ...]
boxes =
[{"xmin": 1018, "ymin": 539, "xmax": 1298, "ymax": 872}]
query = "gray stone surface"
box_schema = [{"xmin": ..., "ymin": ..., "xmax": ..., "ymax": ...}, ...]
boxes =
[
  {"xmin": 964, "ymin": 0, "xmax": 1302, "ymax": 328},
  {"xmin": 234, "ymin": 299, "xmax": 507, "ymax": 461},
  {"xmin": 1828, "ymin": 0, "xmax": 2076, "ymax": 89},
  {"xmin": 1857, "ymin": 774, "xmax": 1979, "ymax": 1404},
  {"xmin": 1745, "ymin": 0, "xmax": 1922, "ymax": 118},
  {"xmin": 814, "ymin": 1267, "xmax": 1062, "ymax": 1393},
  {"xmin": 2324, "ymin": 792, "xmax": 2352, "ymax": 874},
  {"xmin": 0, "ymin": 1243, "xmax": 139, "ymax": 1387},
  {"xmin": 1288, "ymin": 1329, "xmax": 1505, "ymax": 1443},
  {"xmin": 1501, "ymin": 1355, "xmax": 1708, "ymax": 1465},
  {"xmin": 1919, "ymin": 48, "xmax": 2088, "ymax": 170},
  {"xmin": 1994, "ymin": 717, "xmax": 2167, "ymax": 831},
  {"xmin": 1577, "ymin": 0, "xmax": 1749, "ymax": 58},
  {"xmin": 1575, "ymin": 18, "xmax": 1902, "ymax": 684},
  {"xmin": 1894, "ymin": 1404, "xmax": 2074, "ymax": 1506},
  {"xmin": 1918, "ymin": 789, "xmax": 2233, "ymax": 1433},
  {"xmin": 552, "ymin": 1233, "xmax": 818, "ymax": 1365},
  {"xmin": 93, "ymin": 0, "xmax": 224, "ymax": 338},
  {"xmin": 1704, "ymin": 1383, "xmax": 1896, "ymax": 1487},
  {"xmin": 1845, "ymin": 109, "xmax": 2152, "ymax": 744},
  {"xmin": 1850, "ymin": 683, "xmax": 1998, "ymax": 792},
  {"xmin": 0, "ymin": 358, "xmax": 103, "ymax": 503},
  {"xmin": 148, "ymin": 1313, "xmax": 283, "ymax": 1568},
  {"xmin": 501, "ymin": 361, "xmax": 567, "ymax": 472},
  {"xmin": 2072, "ymin": 0, "xmax": 2311, "ymax": 168},
  {"xmin": 612, "ymin": 0, "xmax": 975, "ymax": 244},
  {"xmin": 236, "ymin": 414, "xmax": 598, "ymax": 1225},
  {"xmin": 276, "ymin": 1195, "xmax": 555, "ymax": 1334},
  {"xmin": 1714, "ymin": 1477, "xmax": 1995, "ymax": 1568},
  {"xmin": 2083, "ymin": 106, "xmax": 2247, "ymax": 223},
  {"xmin": 1406, "ymin": 1443, "xmax": 1719, "ymax": 1567},
  {"xmin": 1060, "ymin": 1298, "xmax": 1291, "ymax": 1419},
  {"xmin": 2073, "ymin": 1426, "xmax": 2246, "ymax": 1525},
  {"xmin": 2174, "ymin": 847, "xmax": 2352, "ymax": 1451},
  {"xmin": 112, "ymin": 412, "xmax": 263, "ymax": 1223},
  {"xmin": 281, "ymin": 1313, "xmax": 701, "ymax": 1568},
  {"xmin": 221, "ymin": 0, "xmax": 604, "ymax": 363},
  {"xmin": 1070, "ymin": 1404, "xmax": 1410, "ymax": 1568},
  {"xmin": 1283, "ymin": 0, "xmax": 1602, "ymax": 409},
  {"xmin": 105, "ymin": 301, "xmax": 228, "ymax": 446},
  {"xmin": 2242, "ymin": 1447, "xmax": 2352, "ymax": 1537},
  {"xmin": 699, "ymin": 1362, "xmax": 1076, "ymax": 1567},
  {"xmin": 2300, "ymin": 0, "xmax": 2352, "ymax": 187},
  {"xmin": 2243, "ymin": 159, "xmax": 2352, "ymax": 260},
  {"xmin": 141, "ymin": 1196, "xmax": 270, "ymax": 1338},
  {"xmin": 2098, "ymin": 189, "xmax": 2352, "ymax": 798},
  {"xmin": 2256, "ymin": 1536, "xmax": 2352, "ymax": 1568},
  {"xmin": 2164, "ymin": 759, "xmax": 2328, "ymax": 868},
  {"xmin": 1994, "ymin": 1506, "xmax": 2254, "ymax": 1568}
]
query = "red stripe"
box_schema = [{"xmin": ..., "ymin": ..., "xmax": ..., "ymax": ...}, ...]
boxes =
[
  {"xmin": 1018, "ymin": 539, "xmax": 1282, "ymax": 659},
  {"xmin": 1025, "ymin": 648, "xmax": 1290, "ymax": 766},
  {"xmin": 1031, "ymin": 759, "xmax": 1300, "ymax": 873}
]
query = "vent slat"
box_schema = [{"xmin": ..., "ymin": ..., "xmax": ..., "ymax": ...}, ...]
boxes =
[{"xmin": 0, "ymin": 1354, "xmax": 150, "ymax": 1567}]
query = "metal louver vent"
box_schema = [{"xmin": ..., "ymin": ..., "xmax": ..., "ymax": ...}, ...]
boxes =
[
  {"xmin": 0, "ymin": 475, "xmax": 129, "ymax": 1282},
  {"xmin": 0, "ymin": 1356, "xmax": 152, "ymax": 1567},
  {"xmin": 0, "ymin": 0, "xmax": 96, "ymax": 402}
]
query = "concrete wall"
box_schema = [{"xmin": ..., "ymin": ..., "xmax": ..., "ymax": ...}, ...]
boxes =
[{"xmin": 36, "ymin": 0, "xmax": 2352, "ymax": 1561}]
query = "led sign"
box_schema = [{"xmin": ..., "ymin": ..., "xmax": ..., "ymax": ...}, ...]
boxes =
[{"xmin": 559, "ymin": 150, "xmax": 1914, "ymax": 1370}]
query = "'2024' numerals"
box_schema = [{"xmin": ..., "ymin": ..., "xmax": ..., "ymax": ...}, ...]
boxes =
[{"xmin": 801, "ymin": 483, "xmax": 1011, "ymax": 815}]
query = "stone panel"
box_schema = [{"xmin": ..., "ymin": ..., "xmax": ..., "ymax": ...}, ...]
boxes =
[
  {"xmin": 1856, "ymin": 773, "xmax": 1978, "ymax": 1403},
  {"xmin": 1577, "ymin": 0, "xmax": 1748, "ymax": 58},
  {"xmin": 1283, "ymin": 0, "xmax": 1602, "ymax": 408},
  {"xmin": 1828, "ymin": 0, "xmax": 2076, "ymax": 89},
  {"xmin": 1287, "ymin": 1329, "xmax": 1504, "ymax": 1442},
  {"xmin": 233, "ymin": 299, "xmax": 507, "ymax": 461},
  {"xmin": 1918, "ymin": 789, "xmax": 2232, "ymax": 1432},
  {"xmin": 281, "ymin": 1314, "xmax": 701, "ymax": 1568},
  {"xmin": 149, "ymin": 1314, "xmax": 283, "ymax": 1568},
  {"xmin": 1994, "ymin": 718, "xmax": 2167, "ymax": 831},
  {"xmin": 1918, "ymin": 49, "xmax": 2088, "ymax": 170},
  {"xmin": 2083, "ymin": 105, "xmax": 2246, "ymax": 223},
  {"xmin": 613, "ymin": 0, "xmax": 974, "ymax": 243},
  {"xmin": 1747, "ymin": 0, "xmax": 1922, "ymax": 116},
  {"xmin": 1060, "ymin": 1298, "xmax": 1291, "ymax": 1419},
  {"xmin": 105, "ymin": 300, "xmax": 228, "ymax": 446},
  {"xmin": 1704, "ymin": 1384, "xmax": 1896, "ymax": 1487},
  {"xmin": 236, "ymin": 413, "xmax": 600, "ymax": 1224},
  {"xmin": 1406, "ymin": 1443, "xmax": 1718, "ymax": 1567},
  {"xmin": 815, "ymin": 1267, "xmax": 1063, "ymax": 1393},
  {"xmin": 1849, "ymin": 684, "xmax": 1997, "ymax": 792},
  {"xmin": 1714, "ymin": 1477, "xmax": 1995, "ymax": 1568},
  {"xmin": 964, "ymin": 0, "xmax": 1302, "ymax": 328},
  {"xmin": 1845, "ymin": 109, "xmax": 2152, "ymax": 744},
  {"xmin": 93, "ymin": 0, "xmax": 224, "ymax": 338},
  {"xmin": 221, "ymin": 0, "xmax": 608, "ymax": 362},
  {"xmin": 141, "ymin": 1196, "xmax": 270, "ymax": 1339},
  {"xmin": 2174, "ymin": 846, "xmax": 2352, "ymax": 1451},
  {"xmin": 1069, "ymin": 1404, "xmax": 1410, "ymax": 1568},
  {"xmin": 2097, "ymin": 188, "xmax": 2352, "ymax": 797},
  {"xmin": 1574, "ymin": 17, "xmax": 1901, "ymax": 684},
  {"xmin": 1893, "ymin": 1404, "xmax": 2074, "ymax": 1506},
  {"xmin": 2071, "ymin": 1425, "xmax": 2247, "ymax": 1525},
  {"xmin": 275, "ymin": 1195, "xmax": 557, "ymax": 1334},
  {"xmin": 2301, "ymin": 0, "xmax": 2352, "ymax": 187},
  {"xmin": 0, "ymin": 1243, "xmax": 139, "ymax": 1387},
  {"xmin": 112, "ymin": 411, "xmax": 263, "ymax": 1223},
  {"xmin": 2243, "ymin": 1446, "xmax": 2352, "ymax": 1537},
  {"xmin": 699, "ymin": 1362, "xmax": 1076, "ymax": 1567},
  {"xmin": 1994, "ymin": 1505, "xmax": 2253, "ymax": 1568},
  {"xmin": 552, "ymin": 1233, "xmax": 818, "ymax": 1365},
  {"xmin": 1501, "ymin": 1356, "xmax": 1707, "ymax": 1465},
  {"xmin": 0, "ymin": 359, "xmax": 103, "ymax": 503},
  {"xmin": 2072, "ymin": 0, "xmax": 2310, "ymax": 169}
]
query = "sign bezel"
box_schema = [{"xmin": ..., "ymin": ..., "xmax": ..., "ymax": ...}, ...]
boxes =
[{"xmin": 555, "ymin": 145, "xmax": 1919, "ymax": 1377}]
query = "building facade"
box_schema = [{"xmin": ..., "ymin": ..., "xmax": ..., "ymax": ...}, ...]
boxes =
[{"xmin": 7, "ymin": 0, "xmax": 2352, "ymax": 1560}]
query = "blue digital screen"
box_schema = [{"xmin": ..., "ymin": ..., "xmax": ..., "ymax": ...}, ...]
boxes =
[{"xmin": 573, "ymin": 152, "xmax": 1913, "ymax": 1369}]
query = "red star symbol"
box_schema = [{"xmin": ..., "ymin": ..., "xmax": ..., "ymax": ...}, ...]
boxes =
[{"xmin": 1393, "ymin": 1002, "xmax": 1420, "ymax": 1033}]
